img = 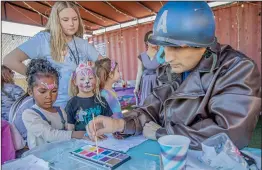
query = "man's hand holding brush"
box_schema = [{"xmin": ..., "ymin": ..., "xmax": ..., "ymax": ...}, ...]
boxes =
[{"xmin": 86, "ymin": 115, "xmax": 125, "ymax": 141}]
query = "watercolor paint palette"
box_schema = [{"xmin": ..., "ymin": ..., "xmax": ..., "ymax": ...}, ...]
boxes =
[{"xmin": 70, "ymin": 144, "xmax": 131, "ymax": 169}]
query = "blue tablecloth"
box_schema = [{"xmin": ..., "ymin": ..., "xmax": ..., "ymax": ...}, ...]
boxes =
[
  {"xmin": 19, "ymin": 139, "xmax": 160, "ymax": 170},
  {"xmin": 18, "ymin": 138, "xmax": 261, "ymax": 170}
]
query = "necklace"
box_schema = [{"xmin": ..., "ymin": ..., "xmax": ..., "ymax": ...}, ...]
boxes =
[{"xmin": 67, "ymin": 37, "xmax": 80, "ymax": 65}]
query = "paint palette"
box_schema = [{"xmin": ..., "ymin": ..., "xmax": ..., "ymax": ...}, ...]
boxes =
[{"xmin": 70, "ymin": 144, "xmax": 131, "ymax": 169}]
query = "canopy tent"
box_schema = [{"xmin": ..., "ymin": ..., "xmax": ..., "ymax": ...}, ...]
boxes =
[
  {"xmin": 1, "ymin": 1, "xmax": 165, "ymax": 33},
  {"xmin": 1, "ymin": 1, "xmax": 230, "ymax": 35}
]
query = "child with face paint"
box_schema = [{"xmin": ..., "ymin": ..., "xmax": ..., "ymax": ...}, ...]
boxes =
[
  {"xmin": 65, "ymin": 63, "xmax": 113, "ymax": 140},
  {"xmin": 95, "ymin": 58, "xmax": 127, "ymax": 139},
  {"xmin": 95, "ymin": 58, "xmax": 123, "ymax": 119},
  {"xmin": 22, "ymin": 59, "xmax": 87, "ymax": 149}
]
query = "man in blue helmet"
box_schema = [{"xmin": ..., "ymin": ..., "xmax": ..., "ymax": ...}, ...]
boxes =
[{"xmin": 86, "ymin": 2, "xmax": 261, "ymax": 150}]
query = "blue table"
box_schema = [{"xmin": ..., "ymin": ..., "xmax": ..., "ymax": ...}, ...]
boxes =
[
  {"xmin": 19, "ymin": 138, "xmax": 261, "ymax": 170},
  {"xmin": 21, "ymin": 139, "xmax": 161, "ymax": 170}
]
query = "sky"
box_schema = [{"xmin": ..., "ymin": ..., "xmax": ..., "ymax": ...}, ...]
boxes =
[{"xmin": 2, "ymin": 21, "xmax": 45, "ymax": 37}]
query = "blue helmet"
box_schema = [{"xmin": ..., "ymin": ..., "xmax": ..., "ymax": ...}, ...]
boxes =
[{"xmin": 149, "ymin": 2, "xmax": 216, "ymax": 47}]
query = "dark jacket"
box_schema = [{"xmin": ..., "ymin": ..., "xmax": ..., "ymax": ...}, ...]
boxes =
[{"xmin": 122, "ymin": 44, "xmax": 261, "ymax": 150}]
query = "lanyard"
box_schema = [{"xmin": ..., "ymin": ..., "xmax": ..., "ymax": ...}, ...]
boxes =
[{"xmin": 68, "ymin": 37, "xmax": 80, "ymax": 65}]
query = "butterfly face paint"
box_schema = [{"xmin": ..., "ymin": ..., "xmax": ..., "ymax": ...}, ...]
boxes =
[
  {"xmin": 40, "ymin": 82, "xmax": 57, "ymax": 90},
  {"xmin": 35, "ymin": 81, "xmax": 57, "ymax": 95}
]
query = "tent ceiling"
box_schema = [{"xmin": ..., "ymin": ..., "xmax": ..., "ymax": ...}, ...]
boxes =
[
  {"xmin": 1, "ymin": 1, "xmax": 220, "ymax": 34},
  {"xmin": 1, "ymin": 1, "xmax": 168, "ymax": 32}
]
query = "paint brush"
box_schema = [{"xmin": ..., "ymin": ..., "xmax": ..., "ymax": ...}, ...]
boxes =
[
  {"xmin": 92, "ymin": 113, "xmax": 99, "ymax": 155},
  {"xmin": 144, "ymin": 152, "xmax": 159, "ymax": 157}
]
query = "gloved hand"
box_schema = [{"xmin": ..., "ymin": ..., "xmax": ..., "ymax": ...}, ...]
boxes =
[{"xmin": 143, "ymin": 121, "xmax": 162, "ymax": 140}]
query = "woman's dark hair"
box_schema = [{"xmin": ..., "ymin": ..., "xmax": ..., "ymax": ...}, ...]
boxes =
[
  {"xmin": 144, "ymin": 31, "xmax": 153, "ymax": 43},
  {"xmin": 95, "ymin": 58, "xmax": 118, "ymax": 89},
  {"xmin": 26, "ymin": 59, "xmax": 60, "ymax": 90}
]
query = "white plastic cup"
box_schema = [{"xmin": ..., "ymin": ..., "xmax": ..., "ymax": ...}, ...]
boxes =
[{"xmin": 158, "ymin": 135, "xmax": 191, "ymax": 170}]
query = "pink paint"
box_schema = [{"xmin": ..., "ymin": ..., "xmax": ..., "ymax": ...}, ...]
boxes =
[
  {"xmin": 78, "ymin": 69, "xmax": 94, "ymax": 77},
  {"xmin": 75, "ymin": 63, "xmax": 96, "ymax": 93},
  {"xmin": 78, "ymin": 82, "xmax": 93, "ymax": 90},
  {"xmin": 76, "ymin": 63, "xmax": 94, "ymax": 76},
  {"xmin": 40, "ymin": 82, "xmax": 57, "ymax": 90},
  {"xmin": 79, "ymin": 83, "xmax": 86, "ymax": 89}
]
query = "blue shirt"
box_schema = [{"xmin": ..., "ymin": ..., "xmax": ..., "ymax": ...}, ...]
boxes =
[
  {"xmin": 18, "ymin": 31, "xmax": 99, "ymax": 108},
  {"xmin": 101, "ymin": 89, "xmax": 123, "ymax": 119}
]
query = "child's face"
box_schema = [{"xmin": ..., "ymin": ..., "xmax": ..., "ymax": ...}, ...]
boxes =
[
  {"xmin": 31, "ymin": 76, "xmax": 58, "ymax": 110},
  {"xmin": 75, "ymin": 69, "xmax": 96, "ymax": 93}
]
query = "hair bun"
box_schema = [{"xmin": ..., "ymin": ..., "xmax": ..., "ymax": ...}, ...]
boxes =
[
  {"xmin": 26, "ymin": 58, "xmax": 60, "ymax": 88},
  {"xmin": 26, "ymin": 59, "xmax": 52, "ymax": 77}
]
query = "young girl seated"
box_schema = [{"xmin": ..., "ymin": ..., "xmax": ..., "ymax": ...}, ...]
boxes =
[
  {"xmin": 95, "ymin": 58, "xmax": 123, "ymax": 119},
  {"xmin": 95, "ymin": 58, "xmax": 129, "ymax": 139},
  {"xmin": 65, "ymin": 63, "xmax": 112, "ymax": 139},
  {"xmin": 22, "ymin": 59, "xmax": 86, "ymax": 149}
]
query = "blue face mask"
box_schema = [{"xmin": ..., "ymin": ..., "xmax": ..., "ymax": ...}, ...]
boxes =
[{"xmin": 156, "ymin": 46, "xmax": 165, "ymax": 64}]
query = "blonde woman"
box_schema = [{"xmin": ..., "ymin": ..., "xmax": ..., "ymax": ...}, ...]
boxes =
[{"xmin": 3, "ymin": 1, "xmax": 102, "ymax": 109}]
